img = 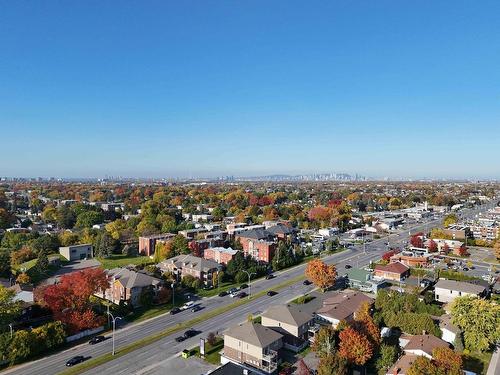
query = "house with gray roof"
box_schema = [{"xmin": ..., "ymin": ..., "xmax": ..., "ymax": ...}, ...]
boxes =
[
  {"xmin": 221, "ymin": 322, "xmax": 283, "ymax": 374},
  {"xmin": 434, "ymin": 279, "xmax": 487, "ymax": 304}
]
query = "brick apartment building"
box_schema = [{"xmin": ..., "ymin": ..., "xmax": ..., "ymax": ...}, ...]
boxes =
[
  {"xmin": 138, "ymin": 233, "xmax": 175, "ymax": 257},
  {"xmin": 235, "ymin": 229, "xmax": 277, "ymax": 263},
  {"xmin": 204, "ymin": 247, "xmax": 239, "ymax": 265}
]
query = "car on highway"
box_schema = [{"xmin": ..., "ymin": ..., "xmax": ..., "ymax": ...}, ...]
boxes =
[
  {"xmin": 218, "ymin": 291, "xmax": 228, "ymax": 297},
  {"xmin": 237, "ymin": 291, "xmax": 248, "ymax": 298},
  {"xmin": 175, "ymin": 336, "xmax": 186, "ymax": 342},
  {"xmin": 170, "ymin": 307, "xmax": 181, "ymax": 315},
  {"xmin": 265, "ymin": 274, "xmax": 275, "ymax": 280},
  {"xmin": 228, "ymin": 287, "xmax": 238, "ymax": 294},
  {"xmin": 183, "ymin": 329, "xmax": 198, "ymax": 339},
  {"xmin": 303, "ymin": 280, "xmax": 312, "ymax": 285},
  {"xmin": 240, "ymin": 283, "xmax": 248, "ymax": 289},
  {"xmin": 88, "ymin": 335, "xmax": 105, "ymax": 345},
  {"xmin": 230, "ymin": 291, "xmax": 239, "ymax": 298},
  {"xmin": 66, "ymin": 356, "xmax": 85, "ymax": 367},
  {"xmin": 191, "ymin": 305, "xmax": 201, "ymax": 312},
  {"xmin": 345, "ymin": 264, "xmax": 352, "ymax": 269},
  {"xmin": 182, "ymin": 301, "xmax": 194, "ymax": 310},
  {"xmin": 267, "ymin": 290, "xmax": 278, "ymax": 296}
]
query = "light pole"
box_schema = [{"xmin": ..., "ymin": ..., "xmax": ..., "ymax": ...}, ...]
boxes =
[
  {"xmin": 171, "ymin": 282, "xmax": 175, "ymax": 306},
  {"xmin": 8, "ymin": 323, "xmax": 13, "ymax": 338},
  {"xmin": 106, "ymin": 312, "xmax": 122, "ymax": 356},
  {"xmin": 241, "ymin": 270, "xmax": 255, "ymax": 300}
]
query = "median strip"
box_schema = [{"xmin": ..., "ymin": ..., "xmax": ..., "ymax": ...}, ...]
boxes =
[{"xmin": 59, "ymin": 273, "xmax": 306, "ymax": 375}]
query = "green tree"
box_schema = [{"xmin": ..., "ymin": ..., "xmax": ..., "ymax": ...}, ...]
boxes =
[
  {"xmin": 407, "ymin": 356, "xmax": 442, "ymax": 375},
  {"xmin": 317, "ymin": 353, "xmax": 348, "ymax": 375},
  {"xmin": 375, "ymin": 344, "xmax": 399, "ymax": 372},
  {"xmin": 35, "ymin": 251, "xmax": 50, "ymax": 274},
  {"xmin": 94, "ymin": 231, "xmax": 119, "ymax": 258},
  {"xmin": 75, "ymin": 211, "xmax": 104, "ymax": 228},
  {"xmin": 443, "ymin": 214, "xmax": 458, "ymax": 228},
  {"xmin": 8, "ymin": 330, "xmax": 35, "ymax": 364},
  {"xmin": 312, "ymin": 326, "xmax": 336, "ymax": 358},
  {"xmin": 451, "ymin": 296, "xmax": 500, "ymax": 352},
  {"xmin": 0, "ymin": 286, "xmax": 22, "ymax": 327},
  {"xmin": 56, "ymin": 205, "xmax": 76, "ymax": 229}
]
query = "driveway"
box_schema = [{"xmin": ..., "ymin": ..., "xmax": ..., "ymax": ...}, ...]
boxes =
[{"xmin": 42, "ymin": 259, "xmax": 102, "ymax": 285}]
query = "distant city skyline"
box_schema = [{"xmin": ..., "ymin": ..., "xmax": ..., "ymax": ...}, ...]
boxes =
[{"xmin": 1, "ymin": 2, "xmax": 499, "ymax": 179}]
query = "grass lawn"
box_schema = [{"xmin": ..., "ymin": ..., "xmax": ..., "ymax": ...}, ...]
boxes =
[
  {"xmin": 97, "ymin": 254, "xmax": 154, "ymax": 269},
  {"xmin": 192, "ymin": 337, "xmax": 224, "ymax": 365},
  {"xmin": 291, "ymin": 294, "xmax": 315, "ymax": 304},
  {"xmin": 463, "ymin": 351, "xmax": 493, "ymax": 375}
]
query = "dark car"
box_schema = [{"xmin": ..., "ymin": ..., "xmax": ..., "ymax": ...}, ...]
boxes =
[
  {"xmin": 267, "ymin": 290, "xmax": 278, "ymax": 296},
  {"xmin": 240, "ymin": 283, "xmax": 248, "ymax": 289},
  {"xmin": 183, "ymin": 329, "xmax": 198, "ymax": 339},
  {"xmin": 170, "ymin": 307, "xmax": 181, "ymax": 315},
  {"xmin": 303, "ymin": 280, "xmax": 312, "ymax": 285},
  {"xmin": 191, "ymin": 305, "xmax": 201, "ymax": 312},
  {"xmin": 345, "ymin": 264, "xmax": 352, "ymax": 269},
  {"xmin": 175, "ymin": 336, "xmax": 186, "ymax": 342},
  {"xmin": 88, "ymin": 335, "xmax": 105, "ymax": 345},
  {"xmin": 265, "ymin": 274, "xmax": 275, "ymax": 280},
  {"xmin": 238, "ymin": 291, "xmax": 248, "ymax": 298},
  {"xmin": 218, "ymin": 291, "xmax": 228, "ymax": 297},
  {"xmin": 66, "ymin": 356, "xmax": 85, "ymax": 367}
]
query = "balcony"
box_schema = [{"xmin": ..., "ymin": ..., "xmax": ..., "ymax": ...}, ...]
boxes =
[{"xmin": 262, "ymin": 350, "xmax": 278, "ymax": 373}]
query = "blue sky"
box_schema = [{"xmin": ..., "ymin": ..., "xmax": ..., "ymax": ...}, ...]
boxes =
[{"xmin": 1, "ymin": 1, "xmax": 499, "ymax": 179}]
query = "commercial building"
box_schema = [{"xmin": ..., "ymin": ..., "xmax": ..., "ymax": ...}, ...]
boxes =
[{"xmin": 59, "ymin": 244, "xmax": 93, "ymax": 261}]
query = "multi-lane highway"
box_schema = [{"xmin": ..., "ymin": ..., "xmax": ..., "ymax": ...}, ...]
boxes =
[{"xmin": 2, "ymin": 203, "xmax": 492, "ymax": 375}]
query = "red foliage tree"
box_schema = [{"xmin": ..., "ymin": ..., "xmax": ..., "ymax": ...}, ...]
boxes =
[
  {"xmin": 428, "ymin": 239, "xmax": 438, "ymax": 253},
  {"xmin": 44, "ymin": 268, "xmax": 109, "ymax": 334},
  {"xmin": 410, "ymin": 233, "xmax": 424, "ymax": 248},
  {"xmin": 382, "ymin": 250, "xmax": 397, "ymax": 262},
  {"xmin": 305, "ymin": 259, "xmax": 337, "ymax": 291},
  {"xmin": 338, "ymin": 327, "xmax": 373, "ymax": 366},
  {"xmin": 308, "ymin": 206, "xmax": 331, "ymax": 222}
]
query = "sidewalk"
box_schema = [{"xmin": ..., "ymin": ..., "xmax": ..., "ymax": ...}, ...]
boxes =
[{"xmin": 486, "ymin": 346, "xmax": 499, "ymax": 375}]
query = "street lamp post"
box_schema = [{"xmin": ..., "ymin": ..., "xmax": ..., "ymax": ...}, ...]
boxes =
[
  {"xmin": 171, "ymin": 282, "xmax": 176, "ymax": 306},
  {"xmin": 241, "ymin": 270, "xmax": 255, "ymax": 300},
  {"xmin": 8, "ymin": 323, "xmax": 13, "ymax": 338},
  {"xmin": 106, "ymin": 312, "xmax": 122, "ymax": 356}
]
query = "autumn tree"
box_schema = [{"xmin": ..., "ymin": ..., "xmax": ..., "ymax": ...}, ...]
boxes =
[
  {"xmin": 443, "ymin": 214, "xmax": 458, "ymax": 228},
  {"xmin": 353, "ymin": 302, "xmax": 380, "ymax": 348},
  {"xmin": 407, "ymin": 356, "xmax": 441, "ymax": 375},
  {"xmin": 410, "ymin": 233, "xmax": 424, "ymax": 248},
  {"xmin": 312, "ymin": 326, "xmax": 336, "ymax": 358},
  {"xmin": 16, "ymin": 273, "xmax": 30, "ymax": 284},
  {"xmin": 43, "ymin": 268, "xmax": 108, "ymax": 333},
  {"xmin": 338, "ymin": 327, "xmax": 373, "ymax": 366},
  {"xmin": 0, "ymin": 286, "xmax": 22, "ymax": 327},
  {"xmin": 305, "ymin": 259, "xmax": 337, "ymax": 291},
  {"xmin": 428, "ymin": 239, "xmax": 438, "ymax": 253},
  {"xmin": 317, "ymin": 353, "xmax": 348, "ymax": 375},
  {"xmin": 433, "ymin": 347, "xmax": 462, "ymax": 375}
]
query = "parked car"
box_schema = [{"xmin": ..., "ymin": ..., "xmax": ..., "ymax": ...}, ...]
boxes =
[
  {"xmin": 303, "ymin": 280, "xmax": 312, "ymax": 285},
  {"xmin": 170, "ymin": 307, "xmax": 181, "ymax": 315},
  {"xmin": 66, "ymin": 356, "xmax": 85, "ymax": 367},
  {"xmin": 265, "ymin": 274, "xmax": 275, "ymax": 280},
  {"xmin": 88, "ymin": 335, "xmax": 105, "ymax": 345},
  {"xmin": 237, "ymin": 291, "xmax": 248, "ymax": 298},
  {"xmin": 267, "ymin": 290, "xmax": 278, "ymax": 296},
  {"xmin": 240, "ymin": 283, "xmax": 248, "ymax": 289},
  {"xmin": 218, "ymin": 291, "xmax": 228, "ymax": 297}
]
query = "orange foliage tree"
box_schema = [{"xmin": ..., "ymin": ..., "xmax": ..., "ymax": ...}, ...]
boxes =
[
  {"xmin": 433, "ymin": 347, "xmax": 462, "ymax": 375},
  {"xmin": 305, "ymin": 259, "xmax": 337, "ymax": 291},
  {"xmin": 338, "ymin": 327, "xmax": 373, "ymax": 366}
]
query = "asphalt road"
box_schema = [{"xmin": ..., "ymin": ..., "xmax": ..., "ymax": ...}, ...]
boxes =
[{"xmin": 2, "ymin": 203, "xmax": 493, "ymax": 375}]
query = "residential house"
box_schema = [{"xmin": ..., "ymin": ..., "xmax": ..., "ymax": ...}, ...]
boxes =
[
  {"xmin": 399, "ymin": 334, "xmax": 449, "ymax": 359},
  {"xmin": 266, "ymin": 224, "xmax": 296, "ymax": 242},
  {"xmin": 159, "ymin": 254, "xmax": 220, "ymax": 286},
  {"xmin": 138, "ymin": 233, "xmax": 175, "ymax": 257},
  {"xmin": 204, "ymin": 247, "xmax": 239, "ymax": 265},
  {"xmin": 374, "ymin": 262, "xmax": 410, "ymax": 282},
  {"xmin": 221, "ymin": 322, "xmax": 283, "ymax": 374},
  {"xmin": 101, "ymin": 268, "xmax": 164, "ymax": 307},
  {"xmin": 59, "ymin": 244, "xmax": 93, "ymax": 261},
  {"xmin": 439, "ymin": 314, "xmax": 460, "ymax": 344},
  {"xmin": 261, "ymin": 304, "xmax": 315, "ymax": 352},
  {"xmin": 344, "ymin": 267, "xmax": 385, "ymax": 294},
  {"xmin": 315, "ymin": 291, "xmax": 374, "ymax": 328},
  {"xmin": 385, "ymin": 354, "xmax": 420, "ymax": 375},
  {"xmin": 434, "ymin": 279, "xmax": 487, "ymax": 304},
  {"xmin": 236, "ymin": 229, "xmax": 276, "ymax": 263}
]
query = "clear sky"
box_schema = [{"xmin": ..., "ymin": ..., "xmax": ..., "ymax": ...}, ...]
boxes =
[{"xmin": 1, "ymin": 1, "xmax": 499, "ymax": 179}]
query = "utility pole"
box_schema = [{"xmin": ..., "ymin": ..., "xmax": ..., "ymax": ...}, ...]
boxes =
[{"xmin": 106, "ymin": 312, "xmax": 122, "ymax": 356}]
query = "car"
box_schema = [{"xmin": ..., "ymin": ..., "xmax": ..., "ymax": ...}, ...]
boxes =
[
  {"xmin": 303, "ymin": 280, "xmax": 312, "ymax": 285},
  {"xmin": 265, "ymin": 274, "xmax": 275, "ymax": 280},
  {"xmin": 218, "ymin": 291, "xmax": 228, "ymax": 297},
  {"xmin": 462, "ymin": 267, "xmax": 469, "ymax": 272},
  {"xmin": 66, "ymin": 356, "xmax": 85, "ymax": 367},
  {"xmin": 175, "ymin": 336, "xmax": 186, "ymax": 342},
  {"xmin": 170, "ymin": 307, "xmax": 181, "ymax": 315},
  {"xmin": 191, "ymin": 305, "xmax": 201, "ymax": 312},
  {"xmin": 230, "ymin": 291, "xmax": 239, "ymax": 298},
  {"xmin": 182, "ymin": 301, "xmax": 194, "ymax": 310},
  {"xmin": 183, "ymin": 329, "xmax": 197, "ymax": 339},
  {"xmin": 267, "ymin": 290, "xmax": 278, "ymax": 296},
  {"xmin": 240, "ymin": 283, "xmax": 248, "ymax": 289},
  {"xmin": 88, "ymin": 335, "xmax": 105, "ymax": 345},
  {"xmin": 238, "ymin": 291, "xmax": 248, "ymax": 298},
  {"xmin": 345, "ymin": 264, "xmax": 352, "ymax": 269},
  {"xmin": 228, "ymin": 287, "xmax": 238, "ymax": 294}
]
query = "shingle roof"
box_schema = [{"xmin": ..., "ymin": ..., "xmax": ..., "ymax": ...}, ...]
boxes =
[
  {"xmin": 435, "ymin": 279, "xmax": 487, "ymax": 294},
  {"xmin": 224, "ymin": 322, "xmax": 283, "ymax": 348},
  {"xmin": 439, "ymin": 314, "xmax": 460, "ymax": 334},
  {"xmin": 267, "ymin": 224, "xmax": 295, "ymax": 236},
  {"xmin": 375, "ymin": 261, "xmax": 409, "ymax": 275},
  {"xmin": 403, "ymin": 334, "xmax": 449, "ymax": 356},
  {"xmin": 262, "ymin": 304, "xmax": 313, "ymax": 327},
  {"xmin": 165, "ymin": 254, "xmax": 220, "ymax": 272},
  {"xmin": 386, "ymin": 354, "xmax": 419, "ymax": 375},
  {"xmin": 316, "ymin": 291, "xmax": 374, "ymax": 321},
  {"xmin": 236, "ymin": 229, "xmax": 274, "ymax": 241},
  {"xmin": 108, "ymin": 268, "xmax": 161, "ymax": 289}
]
